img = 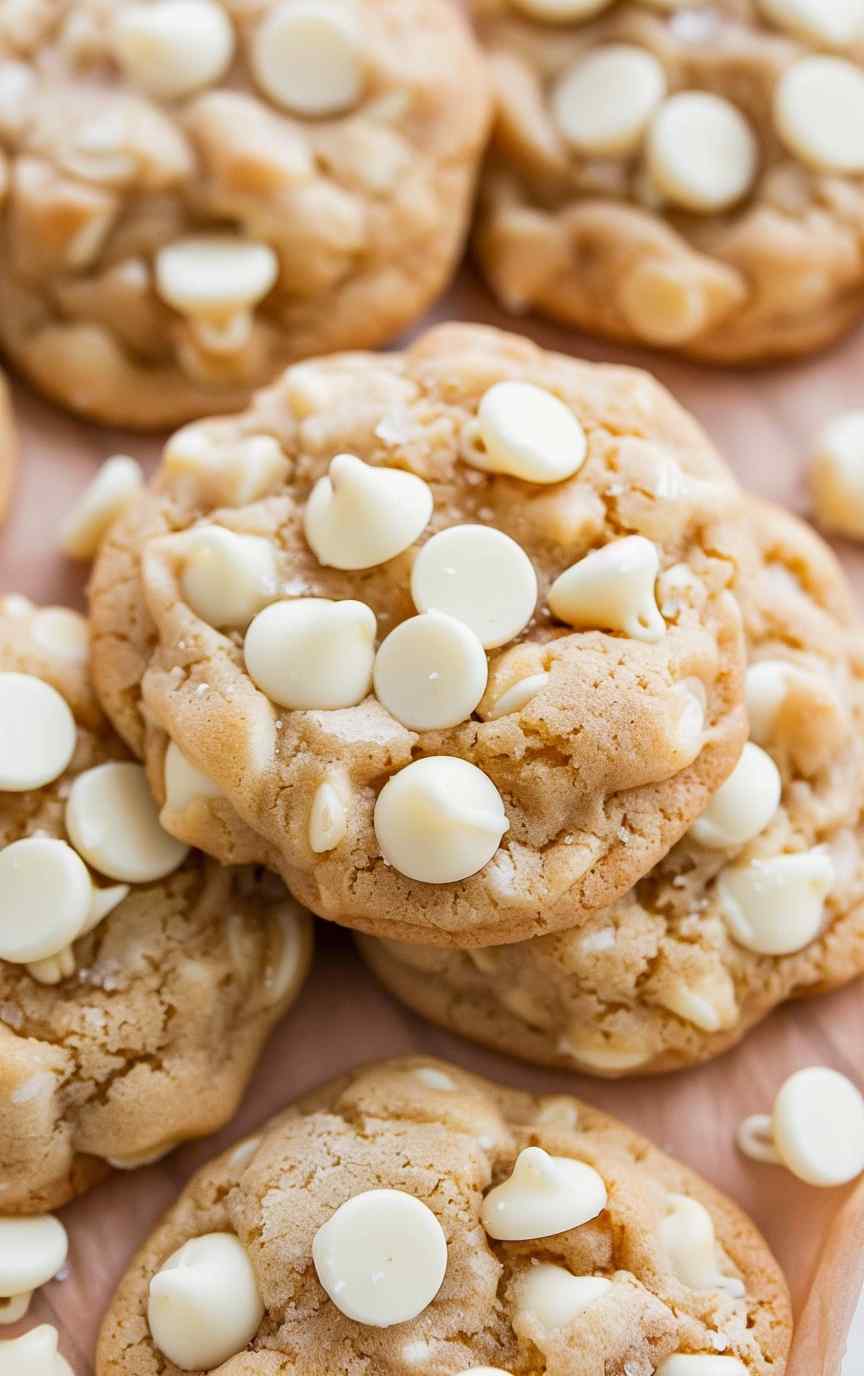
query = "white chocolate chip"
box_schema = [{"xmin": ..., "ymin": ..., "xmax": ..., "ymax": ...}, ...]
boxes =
[
  {"xmin": 313, "ymin": 1189, "xmax": 447, "ymax": 1327},
  {"xmin": 487, "ymin": 672, "xmax": 550, "ymax": 720},
  {"xmin": 251, "ymin": 0, "xmax": 364, "ymax": 117},
  {"xmin": 180, "ymin": 527, "xmax": 278, "ymax": 630},
  {"xmin": 618, "ymin": 259, "xmax": 710, "ymax": 346},
  {"xmin": 164, "ymin": 430, "xmax": 289, "ymax": 506},
  {"xmin": 655, "ymin": 974, "xmax": 737, "ymax": 1033},
  {"xmin": 481, "ymin": 1146, "xmax": 607, "ymax": 1241},
  {"xmin": 66, "ymin": 761, "xmax": 190, "ymax": 883},
  {"xmin": 758, "ymin": 0, "xmax": 864, "ymax": 47},
  {"xmin": 412, "ymin": 526, "xmax": 537, "ymax": 650},
  {"xmin": 112, "ymin": 0, "xmax": 234, "ymax": 100},
  {"xmin": 0, "ymin": 839, "xmax": 93, "ymax": 963},
  {"xmin": 514, "ymin": 1264, "xmax": 611, "ymax": 1331},
  {"xmin": 413, "ymin": 1067, "xmax": 456, "ymax": 1090},
  {"xmin": 773, "ymin": 1068, "xmax": 864, "ymax": 1186},
  {"xmin": 0, "ymin": 1215, "xmax": 67, "ymax": 1300},
  {"xmin": 472, "ymin": 383, "xmax": 587, "ymax": 485},
  {"xmin": 509, "ymin": 0, "xmax": 614, "ymax": 18},
  {"xmin": 163, "ymin": 741, "xmax": 221, "ymax": 814},
  {"xmin": 647, "ymin": 92, "xmax": 757, "ymax": 212},
  {"xmin": 0, "ymin": 1325, "xmax": 73, "ymax": 1376},
  {"xmin": 553, "ymin": 45, "xmax": 666, "ymax": 156},
  {"xmin": 308, "ymin": 777, "xmax": 348, "ymax": 853},
  {"xmin": 810, "ymin": 411, "xmax": 864, "ymax": 539},
  {"xmin": 0, "ymin": 673, "xmax": 77, "ymax": 791},
  {"xmin": 745, "ymin": 660, "xmax": 795, "ymax": 744},
  {"xmin": 61, "ymin": 456, "xmax": 143, "ymax": 560},
  {"xmin": 548, "ymin": 536, "xmax": 665, "ymax": 641},
  {"xmin": 659, "ymin": 1196, "xmax": 723, "ymax": 1289},
  {"xmin": 156, "ymin": 236, "xmax": 278, "ymax": 318},
  {"xmin": 373, "ymin": 612, "xmax": 488, "ymax": 731},
  {"xmin": 148, "ymin": 1233, "xmax": 264, "ymax": 1370},
  {"xmin": 688, "ymin": 743, "xmax": 781, "ymax": 849},
  {"xmin": 374, "ymin": 756, "xmax": 509, "ymax": 884},
  {"xmin": 657, "ymin": 1359, "xmax": 747, "ymax": 1376},
  {"xmin": 304, "ymin": 454, "xmax": 433, "ymax": 570},
  {"xmin": 774, "ymin": 57, "xmax": 864, "ymax": 173},
  {"xmin": 717, "ymin": 850, "xmax": 833, "ymax": 956},
  {"xmin": 244, "ymin": 598, "xmax": 376, "ymax": 710},
  {"xmin": 30, "ymin": 608, "xmax": 89, "ymax": 661}
]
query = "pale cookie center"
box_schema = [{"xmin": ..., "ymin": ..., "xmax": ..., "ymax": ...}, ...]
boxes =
[
  {"xmin": 374, "ymin": 756, "xmax": 509, "ymax": 884},
  {"xmin": 0, "ymin": 1325, "xmax": 73, "ymax": 1376},
  {"xmin": 470, "ymin": 382, "xmax": 587, "ymax": 483},
  {"xmin": 251, "ymin": 0, "xmax": 364, "ymax": 117},
  {"xmin": 244, "ymin": 598, "xmax": 376, "ymax": 710},
  {"xmin": 61, "ymin": 455, "xmax": 144, "ymax": 561},
  {"xmin": 313, "ymin": 1189, "xmax": 448, "ymax": 1327},
  {"xmin": 0, "ymin": 838, "xmax": 93, "ymax": 963},
  {"xmin": 758, "ymin": 0, "xmax": 864, "ymax": 47},
  {"xmin": 647, "ymin": 92, "xmax": 757, "ymax": 212},
  {"xmin": 148, "ymin": 1232, "xmax": 264, "ymax": 1370},
  {"xmin": 111, "ymin": 0, "xmax": 235, "ymax": 100},
  {"xmin": 481, "ymin": 1146, "xmax": 607, "ymax": 1241},
  {"xmin": 738, "ymin": 1067, "xmax": 864, "ymax": 1188},
  {"xmin": 411, "ymin": 525, "xmax": 538, "ymax": 649},
  {"xmin": 688, "ymin": 742, "xmax": 781, "ymax": 849},
  {"xmin": 657, "ymin": 1358, "xmax": 748, "ymax": 1375},
  {"xmin": 0, "ymin": 1214, "xmax": 67, "ymax": 1320},
  {"xmin": 373, "ymin": 611, "xmax": 488, "ymax": 731},
  {"xmin": 0, "ymin": 672, "xmax": 77, "ymax": 791},
  {"xmin": 304, "ymin": 453, "xmax": 433, "ymax": 570},
  {"xmin": 513, "ymin": 1263, "xmax": 611, "ymax": 1332},
  {"xmin": 155, "ymin": 236, "xmax": 278, "ymax": 342},
  {"xmin": 553, "ymin": 45, "xmax": 667, "ymax": 157},
  {"xmin": 810, "ymin": 410, "xmax": 864, "ymax": 539},
  {"xmin": 717, "ymin": 849, "xmax": 833, "ymax": 956},
  {"xmin": 180, "ymin": 527, "xmax": 279, "ymax": 630},
  {"xmin": 65, "ymin": 761, "xmax": 190, "ymax": 884},
  {"xmin": 775, "ymin": 57, "xmax": 864, "ymax": 173},
  {"xmin": 163, "ymin": 741, "xmax": 222, "ymax": 814},
  {"xmin": 548, "ymin": 536, "xmax": 665, "ymax": 641}
]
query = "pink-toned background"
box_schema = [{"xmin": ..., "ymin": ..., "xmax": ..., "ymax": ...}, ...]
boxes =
[{"xmin": 1, "ymin": 272, "xmax": 863, "ymax": 1375}]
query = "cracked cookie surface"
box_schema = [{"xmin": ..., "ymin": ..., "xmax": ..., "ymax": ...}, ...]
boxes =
[
  {"xmin": 0, "ymin": 0, "xmax": 489, "ymax": 427},
  {"xmin": 472, "ymin": 0, "xmax": 864, "ymax": 363},
  {"xmin": 89, "ymin": 323, "xmax": 751, "ymax": 947},
  {"xmin": 0, "ymin": 595, "xmax": 313, "ymax": 1214},
  {"xmin": 96, "ymin": 1056, "xmax": 792, "ymax": 1376},
  {"xmin": 361, "ymin": 501, "xmax": 864, "ymax": 1075}
]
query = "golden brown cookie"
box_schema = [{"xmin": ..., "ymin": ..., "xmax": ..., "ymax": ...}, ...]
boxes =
[
  {"xmin": 0, "ymin": 371, "xmax": 17, "ymax": 524},
  {"xmin": 471, "ymin": 0, "xmax": 864, "ymax": 363},
  {"xmin": 89, "ymin": 322, "xmax": 752, "ymax": 947},
  {"xmin": 96, "ymin": 1057, "xmax": 792, "ymax": 1376},
  {"xmin": 361, "ymin": 500, "xmax": 864, "ymax": 1075},
  {"xmin": 0, "ymin": 0, "xmax": 490, "ymax": 428},
  {"xmin": 0, "ymin": 594, "xmax": 313, "ymax": 1213}
]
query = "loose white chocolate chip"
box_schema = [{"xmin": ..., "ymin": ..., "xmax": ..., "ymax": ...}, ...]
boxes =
[
  {"xmin": 510, "ymin": 0, "xmax": 614, "ymax": 18},
  {"xmin": 514, "ymin": 1264, "xmax": 611, "ymax": 1331},
  {"xmin": 717, "ymin": 850, "xmax": 833, "ymax": 956},
  {"xmin": 163, "ymin": 741, "xmax": 221, "ymax": 814},
  {"xmin": 810, "ymin": 411, "xmax": 864, "ymax": 539},
  {"xmin": 739, "ymin": 1068, "xmax": 864, "ymax": 1188},
  {"xmin": 0, "ymin": 673, "xmax": 77, "ymax": 791},
  {"xmin": 548, "ymin": 536, "xmax": 665, "ymax": 641},
  {"xmin": 180, "ymin": 527, "xmax": 278, "ymax": 630},
  {"xmin": 308, "ymin": 778, "xmax": 348, "ymax": 853},
  {"xmin": 472, "ymin": 383, "xmax": 587, "ymax": 485},
  {"xmin": 305, "ymin": 454, "xmax": 433, "ymax": 570},
  {"xmin": 758, "ymin": 0, "xmax": 864, "ymax": 47},
  {"xmin": 0, "ymin": 1215, "xmax": 67, "ymax": 1302},
  {"xmin": 251, "ymin": 0, "xmax": 364, "ymax": 117},
  {"xmin": 374, "ymin": 756, "xmax": 509, "ymax": 884},
  {"xmin": 148, "ymin": 1232, "xmax": 264, "ymax": 1371},
  {"xmin": 481, "ymin": 1147, "xmax": 607, "ymax": 1241},
  {"xmin": 775, "ymin": 57, "xmax": 864, "ymax": 173},
  {"xmin": 0, "ymin": 1325, "xmax": 73, "ymax": 1376},
  {"xmin": 59, "ymin": 451, "xmax": 143, "ymax": 558},
  {"xmin": 553, "ymin": 45, "xmax": 666, "ymax": 156},
  {"xmin": 156, "ymin": 236, "xmax": 277, "ymax": 320},
  {"xmin": 647, "ymin": 93, "xmax": 757, "ymax": 212},
  {"xmin": 412, "ymin": 526, "xmax": 537, "ymax": 650},
  {"xmin": 66, "ymin": 761, "xmax": 190, "ymax": 883},
  {"xmin": 659, "ymin": 1196, "xmax": 723, "ymax": 1289},
  {"xmin": 0, "ymin": 838, "xmax": 93, "ymax": 963},
  {"xmin": 689, "ymin": 743, "xmax": 781, "ymax": 849},
  {"xmin": 657, "ymin": 1360, "xmax": 747, "ymax": 1376},
  {"xmin": 30, "ymin": 608, "xmax": 89, "ymax": 661},
  {"xmin": 244, "ymin": 598, "xmax": 376, "ymax": 710},
  {"xmin": 374, "ymin": 612, "xmax": 488, "ymax": 731},
  {"xmin": 112, "ymin": 1, "xmax": 235, "ymax": 100},
  {"xmin": 313, "ymin": 1189, "xmax": 447, "ymax": 1327},
  {"xmin": 487, "ymin": 672, "xmax": 550, "ymax": 720}
]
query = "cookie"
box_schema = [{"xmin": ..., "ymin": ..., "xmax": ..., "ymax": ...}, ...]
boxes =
[
  {"xmin": 0, "ymin": 371, "xmax": 17, "ymax": 525},
  {"xmin": 89, "ymin": 322, "xmax": 752, "ymax": 947},
  {"xmin": 0, "ymin": 0, "xmax": 490, "ymax": 428},
  {"xmin": 96, "ymin": 1056, "xmax": 792, "ymax": 1376},
  {"xmin": 0, "ymin": 594, "xmax": 313, "ymax": 1213},
  {"xmin": 471, "ymin": 0, "xmax": 864, "ymax": 364},
  {"xmin": 361, "ymin": 500, "xmax": 864, "ymax": 1075}
]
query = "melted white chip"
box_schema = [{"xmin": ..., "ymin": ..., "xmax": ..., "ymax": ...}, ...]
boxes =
[
  {"xmin": 251, "ymin": 0, "xmax": 364, "ymax": 116},
  {"xmin": 481, "ymin": 1147, "xmax": 607, "ymax": 1241},
  {"xmin": 514, "ymin": 1263, "xmax": 611, "ymax": 1331},
  {"xmin": 659, "ymin": 1196, "xmax": 726, "ymax": 1290},
  {"xmin": 308, "ymin": 778, "xmax": 348, "ymax": 853},
  {"xmin": 112, "ymin": 0, "xmax": 235, "ymax": 99},
  {"xmin": 156, "ymin": 236, "xmax": 278, "ymax": 318},
  {"xmin": 0, "ymin": 673, "xmax": 77, "ymax": 791},
  {"xmin": 304, "ymin": 453, "xmax": 433, "ymax": 570},
  {"xmin": 374, "ymin": 756, "xmax": 508, "ymax": 884},
  {"xmin": 163, "ymin": 741, "xmax": 222, "ymax": 814},
  {"xmin": 810, "ymin": 410, "xmax": 864, "ymax": 540},
  {"xmin": 717, "ymin": 850, "xmax": 833, "ymax": 955},
  {"xmin": 548, "ymin": 536, "xmax": 665, "ymax": 641},
  {"xmin": 148, "ymin": 1233, "xmax": 264, "ymax": 1370},
  {"xmin": 180, "ymin": 527, "xmax": 278, "ymax": 630},
  {"xmin": 472, "ymin": 382, "xmax": 587, "ymax": 484},
  {"xmin": 553, "ymin": 45, "xmax": 666, "ymax": 156},
  {"xmin": 689, "ymin": 743, "xmax": 781, "ymax": 849},
  {"xmin": 0, "ymin": 1325, "xmax": 73, "ymax": 1376},
  {"xmin": 244, "ymin": 598, "xmax": 376, "ymax": 710},
  {"xmin": 66, "ymin": 762, "xmax": 190, "ymax": 883},
  {"xmin": 61, "ymin": 455, "xmax": 143, "ymax": 560},
  {"xmin": 0, "ymin": 1215, "xmax": 68, "ymax": 1299}
]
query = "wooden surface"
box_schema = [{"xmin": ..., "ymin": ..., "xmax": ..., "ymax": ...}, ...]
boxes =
[{"xmin": 1, "ymin": 267, "xmax": 863, "ymax": 1375}]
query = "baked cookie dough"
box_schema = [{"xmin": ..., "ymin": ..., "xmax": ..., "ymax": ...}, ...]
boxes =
[
  {"xmin": 472, "ymin": 0, "xmax": 864, "ymax": 363},
  {"xmin": 0, "ymin": 370, "xmax": 16, "ymax": 524},
  {"xmin": 97, "ymin": 1057, "xmax": 792, "ymax": 1375},
  {"xmin": 0, "ymin": 0, "xmax": 490, "ymax": 428},
  {"xmin": 361, "ymin": 501, "xmax": 864, "ymax": 1075},
  {"xmin": 89, "ymin": 323, "xmax": 752, "ymax": 947},
  {"xmin": 0, "ymin": 594, "xmax": 313, "ymax": 1213}
]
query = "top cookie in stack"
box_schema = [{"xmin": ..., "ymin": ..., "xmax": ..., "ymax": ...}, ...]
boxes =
[{"xmin": 89, "ymin": 322, "xmax": 753, "ymax": 948}]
